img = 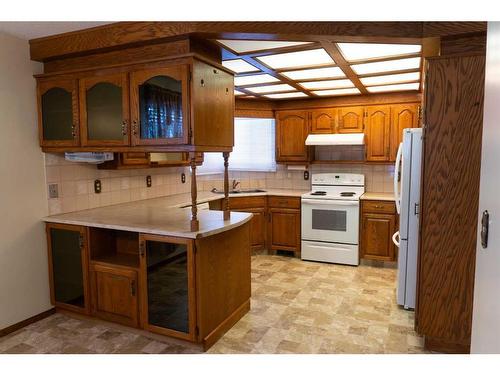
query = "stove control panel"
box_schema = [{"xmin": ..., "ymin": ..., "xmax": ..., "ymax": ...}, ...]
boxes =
[{"xmin": 311, "ymin": 173, "xmax": 365, "ymax": 186}]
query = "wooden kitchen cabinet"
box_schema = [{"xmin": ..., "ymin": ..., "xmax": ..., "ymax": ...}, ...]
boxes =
[
  {"xmin": 98, "ymin": 152, "xmax": 203, "ymax": 170},
  {"xmin": 90, "ymin": 264, "xmax": 139, "ymax": 328},
  {"xmin": 268, "ymin": 196, "xmax": 301, "ymax": 257},
  {"xmin": 79, "ymin": 72, "xmax": 130, "ymax": 147},
  {"xmin": 365, "ymin": 105, "xmax": 391, "ymax": 162},
  {"xmin": 337, "ymin": 106, "xmax": 365, "ymax": 133},
  {"xmin": 37, "ymin": 77, "xmax": 80, "ymax": 147},
  {"xmin": 46, "ymin": 223, "xmax": 90, "ymax": 314},
  {"xmin": 310, "ymin": 108, "xmax": 337, "ymax": 134},
  {"xmin": 360, "ymin": 200, "xmax": 397, "ymax": 262},
  {"xmin": 276, "ymin": 110, "xmax": 310, "ymax": 163},
  {"xmin": 228, "ymin": 196, "xmax": 267, "ymax": 251},
  {"xmin": 390, "ymin": 104, "xmax": 420, "ymax": 161}
]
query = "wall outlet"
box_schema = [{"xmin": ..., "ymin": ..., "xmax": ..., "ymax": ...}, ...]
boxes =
[
  {"xmin": 304, "ymin": 171, "xmax": 309, "ymax": 180},
  {"xmin": 181, "ymin": 173, "xmax": 186, "ymax": 184},
  {"xmin": 146, "ymin": 175, "xmax": 152, "ymax": 187},
  {"xmin": 48, "ymin": 183, "xmax": 59, "ymax": 199},
  {"xmin": 94, "ymin": 179, "xmax": 102, "ymax": 194}
]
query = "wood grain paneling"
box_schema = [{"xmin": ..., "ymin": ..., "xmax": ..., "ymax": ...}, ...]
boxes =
[
  {"xmin": 417, "ymin": 55, "xmax": 485, "ymax": 352},
  {"xmin": 276, "ymin": 110, "xmax": 310, "ymax": 163},
  {"xmin": 440, "ymin": 32, "xmax": 487, "ymax": 57},
  {"xmin": 365, "ymin": 105, "xmax": 391, "ymax": 161}
]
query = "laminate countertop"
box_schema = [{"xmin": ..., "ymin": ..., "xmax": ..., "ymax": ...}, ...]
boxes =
[
  {"xmin": 43, "ymin": 189, "xmax": 308, "ymax": 239},
  {"xmin": 360, "ymin": 192, "xmax": 396, "ymax": 201}
]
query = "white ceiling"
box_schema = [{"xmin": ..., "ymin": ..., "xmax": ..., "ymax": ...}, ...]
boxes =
[{"xmin": 0, "ymin": 22, "xmax": 111, "ymax": 40}]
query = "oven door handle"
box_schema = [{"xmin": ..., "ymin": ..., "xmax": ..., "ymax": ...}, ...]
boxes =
[{"xmin": 301, "ymin": 199, "xmax": 359, "ymax": 206}]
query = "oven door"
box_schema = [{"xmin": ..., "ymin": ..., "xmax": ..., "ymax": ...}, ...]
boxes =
[{"xmin": 301, "ymin": 198, "xmax": 359, "ymax": 244}]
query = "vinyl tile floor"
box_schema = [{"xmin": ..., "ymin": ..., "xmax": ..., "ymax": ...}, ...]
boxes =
[{"xmin": 0, "ymin": 255, "xmax": 426, "ymax": 354}]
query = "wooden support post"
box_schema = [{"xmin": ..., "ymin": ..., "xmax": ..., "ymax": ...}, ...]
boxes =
[
  {"xmin": 190, "ymin": 153, "xmax": 199, "ymax": 232},
  {"xmin": 223, "ymin": 152, "xmax": 230, "ymax": 220}
]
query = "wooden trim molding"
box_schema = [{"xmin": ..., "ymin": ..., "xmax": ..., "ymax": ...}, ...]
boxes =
[{"xmin": 0, "ymin": 308, "xmax": 56, "ymax": 337}]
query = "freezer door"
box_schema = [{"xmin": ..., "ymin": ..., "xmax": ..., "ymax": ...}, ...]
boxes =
[
  {"xmin": 399, "ymin": 131, "xmax": 413, "ymax": 240},
  {"xmin": 397, "ymin": 238, "xmax": 408, "ymax": 307}
]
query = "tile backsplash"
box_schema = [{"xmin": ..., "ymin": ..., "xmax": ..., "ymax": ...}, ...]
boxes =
[{"xmin": 44, "ymin": 153, "xmax": 394, "ymax": 215}]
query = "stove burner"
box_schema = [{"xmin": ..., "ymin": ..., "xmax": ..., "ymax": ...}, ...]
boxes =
[
  {"xmin": 310, "ymin": 191, "xmax": 327, "ymax": 196},
  {"xmin": 340, "ymin": 192, "xmax": 356, "ymax": 197}
]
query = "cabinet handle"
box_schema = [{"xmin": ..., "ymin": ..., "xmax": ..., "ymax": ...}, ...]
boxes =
[
  {"xmin": 71, "ymin": 124, "xmax": 77, "ymax": 139},
  {"xmin": 121, "ymin": 120, "xmax": 128, "ymax": 136},
  {"xmin": 132, "ymin": 120, "xmax": 138, "ymax": 136},
  {"xmin": 130, "ymin": 280, "xmax": 136, "ymax": 296}
]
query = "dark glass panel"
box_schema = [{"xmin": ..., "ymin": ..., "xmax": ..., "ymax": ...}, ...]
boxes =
[
  {"xmin": 50, "ymin": 228, "xmax": 84, "ymax": 307},
  {"xmin": 139, "ymin": 75, "xmax": 183, "ymax": 140},
  {"xmin": 86, "ymin": 82, "xmax": 123, "ymax": 140},
  {"xmin": 146, "ymin": 240, "xmax": 189, "ymax": 333},
  {"xmin": 42, "ymin": 87, "xmax": 73, "ymax": 140},
  {"xmin": 312, "ymin": 209, "xmax": 347, "ymax": 231}
]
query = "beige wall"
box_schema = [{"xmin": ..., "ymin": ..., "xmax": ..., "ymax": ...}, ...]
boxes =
[{"xmin": 0, "ymin": 32, "xmax": 51, "ymax": 329}]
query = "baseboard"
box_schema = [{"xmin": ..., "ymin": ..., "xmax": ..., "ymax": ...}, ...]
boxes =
[
  {"xmin": 0, "ymin": 308, "xmax": 56, "ymax": 337},
  {"xmin": 202, "ymin": 299, "xmax": 250, "ymax": 351},
  {"xmin": 425, "ymin": 336, "xmax": 471, "ymax": 354}
]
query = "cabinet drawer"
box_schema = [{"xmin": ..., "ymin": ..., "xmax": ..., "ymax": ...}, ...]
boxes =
[
  {"xmin": 229, "ymin": 196, "xmax": 267, "ymax": 210},
  {"xmin": 268, "ymin": 196, "xmax": 301, "ymax": 209},
  {"xmin": 362, "ymin": 200, "xmax": 396, "ymax": 214}
]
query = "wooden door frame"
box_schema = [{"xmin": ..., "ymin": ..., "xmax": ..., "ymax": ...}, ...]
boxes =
[
  {"xmin": 138, "ymin": 233, "xmax": 197, "ymax": 342},
  {"xmin": 45, "ymin": 223, "xmax": 90, "ymax": 315},
  {"xmin": 130, "ymin": 64, "xmax": 190, "ymax": 146},
  {"xmin": 37, "ymin": 78, "xmax": 80, "ymax": 147},
  {"xmin": 79, "ymin": 72, "xmax": 130, "ymax": 147}
]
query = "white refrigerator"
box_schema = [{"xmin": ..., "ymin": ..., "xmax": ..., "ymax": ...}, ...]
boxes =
[{"xmin": 393, "ymin": 128, "xmax": 423, "ymax": 310}]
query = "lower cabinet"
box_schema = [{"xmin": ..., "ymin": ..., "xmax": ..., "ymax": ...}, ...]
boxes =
[
  {"xmin": 268, "ymin": 196, "xmax": 301, "ymax": 257},
  {"xmin": 360, "ymin": 200, "xmax": 397, "ymax": 261},
  {"xmin": 46, "ymin": 223, "xmax": 90, "ymax": 314},
  {"xmin": 90, "ymin": 264, "xmax": 139, "ymax": 327},
  {"xmin": 228, "ymin": 196, "xmax": 267, "ymax": 251}
]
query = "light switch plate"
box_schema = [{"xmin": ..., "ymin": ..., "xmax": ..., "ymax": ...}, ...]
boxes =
[{"xmin": 48, "ymin": 183, "xmax": 58, "ymax": 199}]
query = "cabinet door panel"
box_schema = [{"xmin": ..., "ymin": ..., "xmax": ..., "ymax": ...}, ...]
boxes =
[
  {"xmin": 38, "ymin": 79, "xmax": 79, "ymax": 147},
  {"xmin": 310, "ymin": 109, "xmax": 337, "ymax": 134},
  {"xmin": 46, "ymin": 223, "xmax": 89, "ymax": 314},
  {"xmin": 390, "ymin": 104, "xmax": 420, "ymax": 161},
  {"xmin": 276, "ymin": 111, "xmax": 309, "ymax": 162},
  {"xmin": 130, "ymin": 65, "xmax": 189, "ymax": 146},
  {"xmin": 365, "ymin": 106, "xmax": 391, "ymax": 161},
  {"xmin": 139, "ymin": 235, "xmax": 196, "ymax": 341},
  {"xmin": 80, "ymin": 73, "xmax": 129, "ymax": 146},
  {"xmin": 361, "ymin": 213, "xmax": 396, "ymax": 261},
  {"xmin": 91, "ymin": 264, "xmax": 138, "ymax": 327},
  {"xmin": 269, "ymin": 208, "xmax": 301, "ymax": 255},
  {"xmin": 338, "ymin": 106, "xmax": 364, "ymax": 133}
]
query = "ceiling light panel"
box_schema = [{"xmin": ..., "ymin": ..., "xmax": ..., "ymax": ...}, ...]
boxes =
[
  {"xmin": 234, "ymin": 74, "xmax": 280, "ymax": 86},
  {"xmin": 256, "ymin": 48, "xmax": 334, "ymax": 70},
  {"xmin": 312, "ymin": 88, "xmax": 361, "ymax": 96},
  {"xmin": 264, "ymin": 92, "xmax": 308, "ymax": 99},
  {"xmin": 367, "ymin": 83, "xmax": 420, "ymax": 93},
  {"xmin": 300, "ymin": 79, "xmax": 354, "ymax": 90},
  {"xmin": 281, "ymin": 67, "xmax": 345, "ymax": 80},
  {"xmin": 360, "ymin": 72, "xmax": 420, "ymax": 86},
  {"xmin": 246, "ymin": 84, "xmax": 296, "ymax": 94},
  {"xmin": 352, "ymin": 57, "xmax": 421, "ymax": 75},
  {"xmin": 222, "ymin": 59, "xmax": 260, "ymax": 73},
  {"xmin": 338, "ymin": 43, "xmax": 422, "ymax": 61},
  {"xmin": 217, "ymin": 39, "xmax": 313, "ymax": 53}
]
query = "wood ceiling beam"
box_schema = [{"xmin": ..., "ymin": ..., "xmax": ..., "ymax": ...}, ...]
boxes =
[{"xmin": 320, "ymin": 41, "xmax": 368, "ymax": 95}]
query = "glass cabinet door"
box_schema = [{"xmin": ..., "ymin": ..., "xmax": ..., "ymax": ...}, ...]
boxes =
[
  {"xmin": 130, "ymin": 65, "xmax": 189, "ymax": 146},
  {"xmin": 80, "ymin": 73, "xmax": 129, "ymax": 146},
  {"xmin": 37, "ymin": 78, "xmax": 79, "ymax": 146},
  {"xmin": 139, "ymin": 234, "xmax": 195, "ymax": 340},
  {"xmin": 46, "ymin": 223, "xmax": 89, "ymax": 314}
]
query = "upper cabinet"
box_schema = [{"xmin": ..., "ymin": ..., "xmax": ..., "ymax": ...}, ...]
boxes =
[
  {"xmin": 310, "ymin": 109, "xmax": 337, "ymax": 134},
  {"xmin": 130, "ymin": 65, "xmax": 189, "ymax": 146},
  {"xmin": 36, "ymin": 58, "xmax": 234, "ymax": 153},
  {"xmin": 337, "ymin": 106, "xmax": 364, "ymax": 133},
  {"xmin": 79, "ymin": 73, "xmax": 129, "ymax": 146},
  {"xmin": 276, "ymin": 110, "xmax": 310, "ymax": 163},
  {"xmin": 390, "ymin": 104, "xmax": 420, "ymax": 161},
  {"xmin": 37, "ymin": 78, "xmax": 79, "ymax": 147},
  {"xmin": 365, "ymin": 105, "xmax": 391, "ymax": 162}
]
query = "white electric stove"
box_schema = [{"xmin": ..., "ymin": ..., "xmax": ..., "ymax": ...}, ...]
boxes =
[{"xmin": 301, "ymin": 173, "xmax": 365, "ymax": 266}]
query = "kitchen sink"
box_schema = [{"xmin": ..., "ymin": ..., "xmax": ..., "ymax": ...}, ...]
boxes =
[{"xmin": 211, "ymin": 188, "xmax": 266, "ymax": 194}]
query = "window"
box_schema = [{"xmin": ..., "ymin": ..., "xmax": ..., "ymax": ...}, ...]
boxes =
[{"xmin": 197, "ymin": 118, "xmax": 276, "ymax": 174}]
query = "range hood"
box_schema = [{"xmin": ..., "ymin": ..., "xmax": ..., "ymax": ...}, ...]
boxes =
[{"xmin": 305, "ymin": 133, "xmax": 365, "ymax": 146}]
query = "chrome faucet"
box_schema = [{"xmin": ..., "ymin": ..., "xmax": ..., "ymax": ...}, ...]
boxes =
[{"xmin": 232, "ymin": 179, "xmax": 240, "ymax": 190}]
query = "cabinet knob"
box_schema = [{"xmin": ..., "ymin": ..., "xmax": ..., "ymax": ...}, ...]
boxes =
[
  {"xmin": 71, "ymin": 124, "xmax": 77, "ymax": 139},
  {"xmin": 132, "ymin": 120, "xmax": 138, "ymax": 136}
]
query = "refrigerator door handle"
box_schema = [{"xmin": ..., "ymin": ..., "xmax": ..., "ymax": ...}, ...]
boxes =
[
  {"xmin": 392, "ymin": 231, "xmax": 400, "ymax": 247},
  {"xmin": 394, "ymin": 142, "xmax": 403, "ymax": 214}
]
